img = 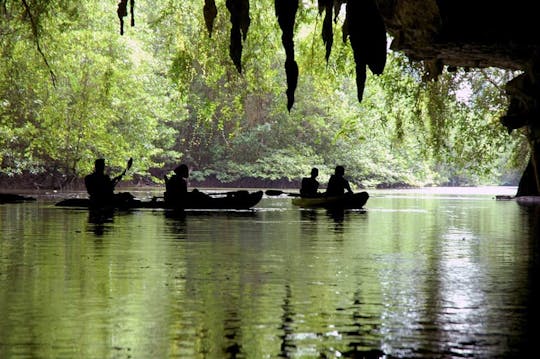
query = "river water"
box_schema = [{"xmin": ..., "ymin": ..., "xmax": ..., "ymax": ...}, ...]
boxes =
[{"xmin": 0, "ymin": 187, "xmax": 538, "ymax": 358}]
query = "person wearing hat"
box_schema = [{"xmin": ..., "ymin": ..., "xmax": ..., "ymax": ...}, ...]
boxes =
[{"xmin": 164, "ymin": 164, "xmax": 189, "ymax": 203}]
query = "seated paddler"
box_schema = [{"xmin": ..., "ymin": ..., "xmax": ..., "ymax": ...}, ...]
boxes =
[
  {"xmin": 164, "ymin": 164, "xmax": 188, "ymax": 203},
  {"xmin": 164, "ymin": 164, "xmax": 208, "ymax": 206},
  {"xmin": 85, "ymin": 158, "xmax": 132, "ymax": 205},
  {"xmin": 325, "ymin": 165, "xmax": 353, "ymax": 196},
  {"xmin": 300, "ymin": 167, "xmax": 320, "ymax": 197}
]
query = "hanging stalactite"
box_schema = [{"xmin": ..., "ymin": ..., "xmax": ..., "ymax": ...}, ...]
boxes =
[
  {"xmin": 333, "ymin": 0, "xmax": 346, "ymax": 21},
  {"xmin": 117, "ymin": 0, "xmax": 135, "ymax": 35},
  {"xmin": 160, "ymin": 0, "xmax": 388, "ymax": 107},
  {"xmin": 319, "ymin": 0, "xmax": 333, "ymax": 62},
  {"xmin": 117, "ymin": 0, "xmax": 127, "ymax": 35},
  {"xmin": 226, "ymin": 0, "xmax": 250, "ymax": 73},
  {"xmin": 204, "ymin": 0, "xmax": 218, "ymax": 37},
  {"xmin": 130, "ymin": 0, "xmax": 135, "ymax": 27},
  {"xmin": 275, "ymin": 0, "xmax": 299, "ymax": 112},
  {"xmin": 129, "ymin": 0, "xmax": 390, "ymax": 107},
  {"xmin": 343, "ymin": 0, "xmax": 387, "ymax": 102}
]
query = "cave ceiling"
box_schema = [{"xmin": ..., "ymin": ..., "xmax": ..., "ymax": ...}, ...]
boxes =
[
  {"xmin": 378, "ymin": 0, "xmax": 540, "ymax": 72},
  {"xmin": 375, "ymin": 0, "xmax": 540, "ymax": 137},
  {"xmin": 116, "ymin": 0, "xmax": 540, "ymax": 193},
  {"xmin": 115, "ymin": 0, "xmax": 540, "ymax": 118}
]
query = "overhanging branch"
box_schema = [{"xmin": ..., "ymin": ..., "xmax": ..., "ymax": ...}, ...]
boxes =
[{"xmin": 21, "ymin": 0, "xmax": 56, "ymax": 87}]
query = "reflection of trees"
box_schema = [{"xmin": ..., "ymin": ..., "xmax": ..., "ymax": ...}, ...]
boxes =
[
  {"xmin": 223, "ymin": 306, "xmax": 242, "ymax": 357},
  {"xmin": 339, "ymin": 290, "xmax": 385, "ymax": 358},
  {"xmin": 164, "ymin": 211, "xmax": 264, "ymax": 358},
  {"xmin": 6, "ymin": 195, "xmax": 537, "ymax": 357},
  {"xmin": 410, "ymin": 199, "xmax": 538, "ymax": 357}
]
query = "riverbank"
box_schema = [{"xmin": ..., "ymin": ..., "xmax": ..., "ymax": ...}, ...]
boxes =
[
  {"xmin": 0, "ymin": 172, "xmax": 513, "ymax": 192},
  {"xmin": 0, "ymin": 173, "xmax": 302, "ymax": 191}
]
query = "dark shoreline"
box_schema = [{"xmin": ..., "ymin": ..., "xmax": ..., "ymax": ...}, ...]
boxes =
[
  {"xmin": 2, "ymin": 173, "xmax": 507, "ymax": 192},
  {"xmin": 0, "ymin": 173, "xmax": 303, "ymax": 191}
]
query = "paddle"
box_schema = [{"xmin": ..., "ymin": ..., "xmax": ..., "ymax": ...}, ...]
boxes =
[
  {"xmin": 206, "ymin": 191, "xmax": 244, "ymax": 196},
  {"xmin": 153, "ymin": 190, "xmax": 249, "ymax": 200},
  {"xmin": 112, "ymin": 157, "xmax": 133, "ymax": 188},
  {"xmin": 265, "ymin": 189, "xmax": 301, "ymax": 197}
]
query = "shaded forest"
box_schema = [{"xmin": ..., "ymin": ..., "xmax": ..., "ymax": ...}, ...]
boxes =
[{"xmin": 0, "ymin": 0, "xmax": 527, "ymax": 190}]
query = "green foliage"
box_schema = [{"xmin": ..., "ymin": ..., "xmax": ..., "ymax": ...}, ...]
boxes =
[
  {"xmin": 1, "ymin": 0, "xmax": 181, "ymax": 182},
  {"xmin": 0, "ymin": 0, "xmax": 526, "ymax": 188}
]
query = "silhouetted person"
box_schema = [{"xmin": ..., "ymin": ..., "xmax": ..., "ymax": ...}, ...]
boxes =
[
  {"xmin": 164, "ymin": 164, "xmax": 209, "ymax": 207},
  {"xmin": 325, "ymin": 165, "xmax": 353, "ymax": 196},
  {"xmin": 85, "ymin": 158, "xmax": 120, "ymax": 203},
  {"xmin": 164, "ymin": 164, "xmax": 189, "ymax": 203},
  {"xmin": 300, "ymin": 167, "xmax": 320, "ymax": 197}
]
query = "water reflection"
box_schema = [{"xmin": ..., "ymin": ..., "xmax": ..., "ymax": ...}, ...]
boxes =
[
  {"xmin": 326, "ymin": 208, "xmax": 347, "ymax": 223},
  {"xmin": 163, "ymin": 208, "xmax": 187, "ymax": 220},
  {"xmin": 300, "ymin": 208, "xmax": 369, "ymax": 235},
  {"xmin": 518, "ymin": 202, "xmax": 540, "ymax": 356},
  {"xmin": 164, "ymin": 210, "xmax": 187, "ymax": 235},
  {"xmin": 86, "ymin": 208, "xmax": 115, "ymax": 235},
  {"xmin": 335, "ymin": 290, "xmax": 385, "ymax": 358},
  {"xmin": 300, "ymin": 209, "xmax": 318, "ymax": 223},
  {"xmin": 0, "ymin": 191, "xmax": 538, "ymax": 358},
  {"xmin": 223, "ymin": 307, "xmax": 242, "ymax": 357},
  {"xmin": 279, "ymin": 283, "xmax": 296, "ymax": 357},
  {"xmin": 327, "ymin": 209, "xmax": 367, "ymax": 233}
]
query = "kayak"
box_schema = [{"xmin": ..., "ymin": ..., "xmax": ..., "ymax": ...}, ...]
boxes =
[
  {"xmin": 292, "ymin": 192, "xmax": 369, "ymax": 209},
  {"xmin": 55, "ymin": 190, "xmax": 264, "ymax": 210},
  {"xmin": 55, "ymin": 191, "xmax": 263, "ymax": 210},
  {"xmin": 0, "ymin": 193, "xmax": 36, "ymax": 204}
]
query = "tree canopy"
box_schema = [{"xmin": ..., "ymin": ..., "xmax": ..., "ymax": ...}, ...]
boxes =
[{"xmin": 0, "ymin": 0, "xmax": 525, "ymax": 189}]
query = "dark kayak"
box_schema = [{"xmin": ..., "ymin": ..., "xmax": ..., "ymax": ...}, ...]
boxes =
[
  {"xmin": 55, "ymin": 190, "xmax": 263, "ymax": 210},
  {"xmin": 291, "ymin": 191, "xmax": 369, "ymax": 209},
  {"xmin": 0, "ymin": 193, "xmax": 36, "ymax": 204}
]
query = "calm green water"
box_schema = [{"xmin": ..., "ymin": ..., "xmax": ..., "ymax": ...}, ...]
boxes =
[{"xmin": 0, "ymin": 187, "xmax": 538, "ymax": 358}]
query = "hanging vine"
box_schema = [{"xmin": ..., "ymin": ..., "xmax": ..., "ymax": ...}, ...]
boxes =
[{"xmin": 21, "ymin": 0, "xmax": 56, "ymax": 87}]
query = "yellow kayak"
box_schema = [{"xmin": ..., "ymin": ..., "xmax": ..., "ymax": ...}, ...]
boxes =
[{"xmin": 292, "ymin": 192, "xmax": 369, "ymax": 209}]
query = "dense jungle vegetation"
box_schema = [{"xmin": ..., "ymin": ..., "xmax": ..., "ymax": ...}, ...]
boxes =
[{"xmin": 0, "ymin": 0, "xmax": 528, "ymax": 189}]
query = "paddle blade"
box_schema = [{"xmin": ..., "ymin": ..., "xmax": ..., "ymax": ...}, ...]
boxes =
[
  {"xmin": 127, "ymin": 157, "xmax": 133, "ymax": 170},
  {"xmin": 265, "ymin": 190, "xmax": 285, "ymax": 196},
  {"xmin": 265, "ymin": 189, "xmax": 301, "ymax": 197}
]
